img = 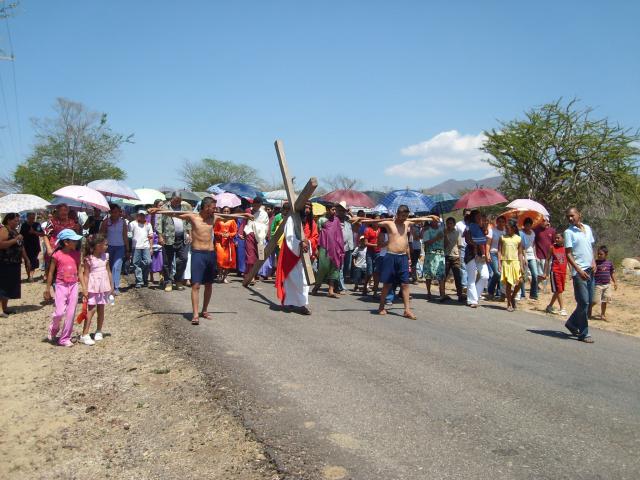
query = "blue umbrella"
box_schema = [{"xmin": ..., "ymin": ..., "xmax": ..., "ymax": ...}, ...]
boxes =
[
  {"xmin": 379, "ymin": 189, "xmax": 435, "ymax": 214},
  {"xmin": 206, "ymin": 184, "xmax": 225, "ymax": 194},
  {"xmin": 427, "ymin": 192, "xmax": 459, "ymax": 214},
  {"xmin": 215, "ymin": 182, "xmax": 263, "ymax": 200}
]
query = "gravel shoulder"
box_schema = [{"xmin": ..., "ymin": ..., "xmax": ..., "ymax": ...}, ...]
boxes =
[{"xmin": 0, "ymin": 276, "xmax": 281, "ymax": 480}]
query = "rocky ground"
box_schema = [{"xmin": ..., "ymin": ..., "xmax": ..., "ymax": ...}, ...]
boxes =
[{"xmin": 0, "ymin": 275, "xmax": 281, "ymax": 480}]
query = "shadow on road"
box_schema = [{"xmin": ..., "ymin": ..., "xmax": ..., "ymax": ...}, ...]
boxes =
[{"xmin": 527, "ymin": 329, "xmax": 573, "ymax": 340}]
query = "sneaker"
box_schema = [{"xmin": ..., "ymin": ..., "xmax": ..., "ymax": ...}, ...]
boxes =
[
  {"xmin": 94, "ymin": 331, "xmax": 103, "ymax": 341},
  {"xmin": 58, "ymin": 340, "xmax": 74, "ymax": 347},
  {"xmin": 80, "ymin": 334, "xmax": 95, "ymax": 346},
  {"xmin": 164, "ymin": 284, "xmax": 173, "ymax": 292},
  {"xmin": 385, "ymin": 299, "xmax": 393, "ymax": 306},
  {"xmin": 135, "ymin": 284, "xmax": 142, "ymax": 289},
  {"xmin": 559, "ymin": 309, "xmax": 568, "ymax": 316},
  {"xmin": 545, "ymin": 305, "xmax": 557, "ymax": 314},
  {"xmin": 113, "ymin": 289, "xmax": 121, "ymax": 296}
]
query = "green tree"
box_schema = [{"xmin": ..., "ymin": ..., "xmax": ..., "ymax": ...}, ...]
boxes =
[
  {"xmin": 180, "ymin": 157, "xmax": 263, "ymax": 191},
  {"xmin": 482, "ymin": 99, "xmax": 639, "ymax": 221},
  {"xmin": 13, "ymin": 98, "xmax": 133, "ymax": 198}
]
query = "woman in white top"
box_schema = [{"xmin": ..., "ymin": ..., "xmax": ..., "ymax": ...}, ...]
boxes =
[
  {"xmin": 518, "ymin": 217, "xmax": 539, "ymax": 300},
  {"xmin": 99, "ymin": 204, "xmax": 129, "ymax": 295},
  {"xmin": 487, "ymin": 215, "xmax": 506, "ymax": 298}
]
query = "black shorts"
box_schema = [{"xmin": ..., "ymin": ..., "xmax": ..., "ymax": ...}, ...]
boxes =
[{"xmin": 190, "ymin": 250, "xmax": 217, "ymax": 285}]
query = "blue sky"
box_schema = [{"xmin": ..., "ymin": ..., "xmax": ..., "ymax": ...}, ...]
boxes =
[{"xmin": 1, "ymin": 0, "xmax": 638, "ymax": 191}]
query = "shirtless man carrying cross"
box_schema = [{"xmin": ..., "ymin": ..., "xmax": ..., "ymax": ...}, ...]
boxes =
[
  {"xmin": 359, "ymin": 205, "xmax": 440, "ymax": 320},
  {"xmin": 150, "ymin": 197, "xmax": 250, "ymax": 325}
]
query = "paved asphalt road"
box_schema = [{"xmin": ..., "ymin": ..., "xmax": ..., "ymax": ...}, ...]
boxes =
[{"xmin": 142, "ymin": 279, "xmax": 640, "ymax": 480}]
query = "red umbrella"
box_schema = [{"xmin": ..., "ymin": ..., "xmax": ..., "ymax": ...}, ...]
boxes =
[
  {"xmin": 453, "ymin": 188, "xmax": 508, "ymax": 210},
  {"xmin": 320, "ymin": 189, "xmax": 375, "ymax": 208}
]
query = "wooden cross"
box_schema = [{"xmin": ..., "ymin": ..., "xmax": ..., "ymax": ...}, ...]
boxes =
[{"xmin": 242, "ymin": 139, "xmax": 317, "ymax": 286}]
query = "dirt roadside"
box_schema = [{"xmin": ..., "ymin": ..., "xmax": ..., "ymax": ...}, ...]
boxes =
[{"xmin": 0, "ymin": 276, "xmax": 282, "ymax": 480}]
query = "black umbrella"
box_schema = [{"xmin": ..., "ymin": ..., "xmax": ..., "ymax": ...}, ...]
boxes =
[{"xmin": 168, "ymin": 189, "xmax": 201, "ymax": 202}]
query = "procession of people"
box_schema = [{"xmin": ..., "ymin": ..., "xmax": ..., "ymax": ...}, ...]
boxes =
[{"xmin": 0, "ymin": 183, "xmax": 609, "ymax": 346}]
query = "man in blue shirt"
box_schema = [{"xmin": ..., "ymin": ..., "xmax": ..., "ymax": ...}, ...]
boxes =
[{"xmin": 563, "ymin": 207, "xmax": 596, "ymax": 343}]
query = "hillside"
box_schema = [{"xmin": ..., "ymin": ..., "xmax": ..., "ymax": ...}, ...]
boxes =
[{"xmin": 423, "ymin": 176, "xmax": 503, "ymax": 195}]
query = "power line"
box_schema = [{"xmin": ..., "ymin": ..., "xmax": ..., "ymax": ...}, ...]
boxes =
[{"xmin": 4, "ymin": 16, "xmax": 21, "ymax": 158}]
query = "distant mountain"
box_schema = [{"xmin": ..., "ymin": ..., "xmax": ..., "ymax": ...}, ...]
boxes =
[{"xmin": 423, "ymin": 176, "xmax": 503, "ymax": 195}]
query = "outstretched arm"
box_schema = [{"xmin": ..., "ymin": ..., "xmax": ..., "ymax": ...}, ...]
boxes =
[
  {"xmin": 148, "ymin": 208, "xmax": 194, "ymax": 221},
  {"xmin": 409, "ymin": 215, "xmax": 440, "ymax": 224}
]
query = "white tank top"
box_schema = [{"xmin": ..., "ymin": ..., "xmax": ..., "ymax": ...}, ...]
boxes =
[{"xmin": 105, "ymin": 218, "xmax": 125, "ymax": 247}]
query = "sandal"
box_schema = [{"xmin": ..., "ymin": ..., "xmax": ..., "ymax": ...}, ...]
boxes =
[
  {"xmin": 327, "ymin": 293, "xmax": 339, "ymax": 299},
  {"xmin": 507, "ymin": 306, "xmax": 514, "ymax": 312},
  {"xmin": 377, "ymin": 308, "xmax": 388, "ymax": 316},
  {"xmin": 403, "ymin": 311, "xmax": 417, "ymax": 320},
  {"xmin": 579, "ymin": 336, "xmax": 594, "ymax": 344},
  {"xmin": 564, "ymin": 322, "xmax": 580, "ymax": 336},
  {"xmin": 191, "ymin": 316, "xmax": 200, "ymax": 325},
  {"xmin": 201, "ymin": 312, "xmax": 212, "ymax": 320}
]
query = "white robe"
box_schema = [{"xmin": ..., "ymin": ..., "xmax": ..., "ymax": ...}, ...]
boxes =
[{"xmin": 282, "ymin": 216, "xmax": 309, "ymax": 307}]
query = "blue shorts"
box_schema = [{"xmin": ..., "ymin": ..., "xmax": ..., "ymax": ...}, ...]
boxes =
[
  {"xmin": 190, "ymin": 249, "xmax": 217, "ymax": 285},
  {"xmin": 379, "ymin": 253, "xmax": 410, "ymax": 285}
]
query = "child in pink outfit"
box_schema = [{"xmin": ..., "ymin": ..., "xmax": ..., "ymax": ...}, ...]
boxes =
[
  {"xmin": 79, "ymin": 235, "xmax": 113, "ymax": 345},
  {"xmin": 44, "ymin": 229, "xmax": 83, "ymax": 347}
]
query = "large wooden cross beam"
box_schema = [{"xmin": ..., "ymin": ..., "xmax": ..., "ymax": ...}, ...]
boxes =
[{"xmin": 242, "ymin": 140, "xmax": 317, "ymax": 286}]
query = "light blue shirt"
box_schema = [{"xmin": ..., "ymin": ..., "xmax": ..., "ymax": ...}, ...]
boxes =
[{"xmin": 564, "ymin": 224, "xmax": 595, "ymax": 275}]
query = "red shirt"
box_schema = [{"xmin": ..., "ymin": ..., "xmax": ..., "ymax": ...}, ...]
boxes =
[
  {"xmin": 363, "ymin": 227, "xmax": 380, "ymax": 254},
  {"xmin": 550, "ymin": 245, "xmax": 567, "ymax": 275},
  {"xmin": 534, "ymin": 226, "xmax": 556, "ymax": 260}
]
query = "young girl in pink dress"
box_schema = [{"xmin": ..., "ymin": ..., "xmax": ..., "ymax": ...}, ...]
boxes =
[{"xmin": 79, "ymin": 234, "xmax": 113, "ymax": 346}]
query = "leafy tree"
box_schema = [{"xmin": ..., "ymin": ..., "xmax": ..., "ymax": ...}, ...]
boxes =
[
  {"xmin": 13, "ymin": 98, "xmax": 133, "ymax": 198},
  {"xmin": 482, "ymin": 99, "xmax": 639, "ymax": 221},
  {"xmin": 322, "ymin": 174, "xmax": 362, "ymax": 191},
  {"xmin": 180, "ymin": 157, "xmax": 263, "ymax": 191}
]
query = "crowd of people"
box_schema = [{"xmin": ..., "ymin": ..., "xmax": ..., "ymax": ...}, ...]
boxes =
[{"xmin": 0, "ymin": 187, "xmax": 615, "ymax": 345}]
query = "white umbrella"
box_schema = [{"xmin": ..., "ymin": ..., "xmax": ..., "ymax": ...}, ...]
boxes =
[
  {"xmin": 52, "ymin": 185, "xmax": 110, "ymax": 211},
  {"xmin": 131, "ymin": 188, "xmax": 166, "ymax": 205},
  {"xmin": 264, "ymin": 189, "xmax": 288, "ymax": 201},
  {"xmin": 87, "ymin": 179, "xmax": 140, "ymax": 200},
  {"xmin": 0, "ymin": 194, "xmax": 50, "ymax": 213},
  {"xmin": 506, "ymin": 199, "xmax": 550, "ymax": 217}
]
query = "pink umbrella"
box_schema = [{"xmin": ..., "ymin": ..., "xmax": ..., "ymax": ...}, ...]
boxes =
[
  {"xmin": 453, "ymin": 188, "xmax": 508, "ymax": 210},
  {"xmin": 506, "ymin": 198, "xmax": 550, "ymax": 217},
  {"xmin": 320, "ymin": 189, "xmax": 375, "ymax": 208},
  {"xmin": 52, "ymin": 185, "xmax": 110, "ymax": 211},
  {"xmin": 215, "ymin": 192, "xmax": 242, "ymax": 209}
]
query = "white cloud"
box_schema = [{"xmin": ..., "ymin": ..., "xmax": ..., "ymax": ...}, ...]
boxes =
[{"xmin": 385, "ymin": 130, "xmax": 494, "ymax": 178}]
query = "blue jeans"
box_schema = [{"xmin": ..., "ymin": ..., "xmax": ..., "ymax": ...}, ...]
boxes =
[
  {"xmin": 339, "ymin": 249, "xmax": 353, "ymax": 290},
  {"xmin": 133, "ymin": 248, "xmax": 151, "ymax": 286},
  {"xmin": 488, "ymin": 251, "xmax": 502, "ymax": 296},
  {"xmin": 459, "ymin": 246, "xmax": 467, "ymax": 287},
  {"xmin": 520, "ymin": 259, "xmax": 539, "ymax": 299},
  {"xmin": 568, "ymin": 268, "xmax": 595, "ymax": 338},
  {"xmin": 107, "ymin": 245, "xmax": 126, "ymax": 292}
]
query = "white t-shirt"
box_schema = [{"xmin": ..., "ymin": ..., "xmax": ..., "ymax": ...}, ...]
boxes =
[
  {"xmin": 520, "ymin": 230, "xmax": 536, "ymax": 260},
  {"xmin": 129, "ymin": 221, "xmax": 153, "ymax": 249},
  {"xmin": 489, "ymin": 227, "xmax": 505, "ymax": 252},
  {"xmin": 455, "ymin": 220, "xmax": 467, "ymax": 248},
  {"xmin": 352, "ymin": 246, "xmax": 367, "ymax": 269}
]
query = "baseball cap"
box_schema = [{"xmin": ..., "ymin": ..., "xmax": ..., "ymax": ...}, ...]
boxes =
[
  {"xmin": 137, "ymin": 209, "xmax": 148, "ymax": 215},
  {"xmin": 57, "ymin": 229, "xmax": 83, "ymax": 242}
]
